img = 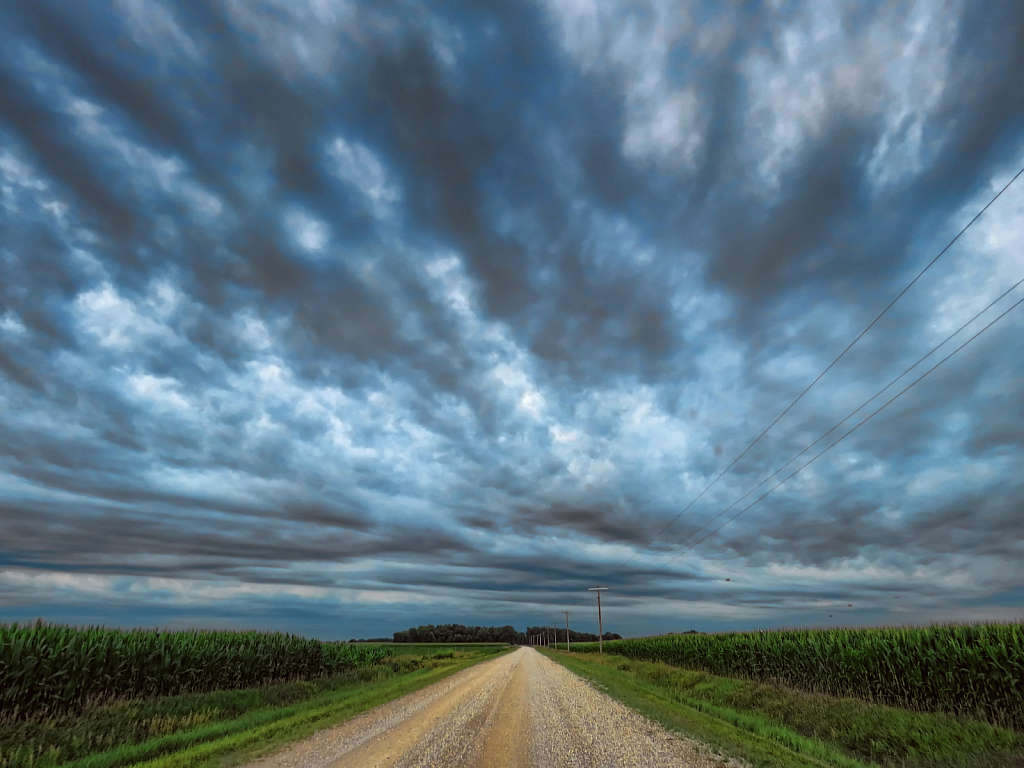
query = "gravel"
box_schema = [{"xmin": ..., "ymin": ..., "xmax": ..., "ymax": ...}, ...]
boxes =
[{"xmin": 240, "ymin": 647, "xmax": 747, "ymax": 768}]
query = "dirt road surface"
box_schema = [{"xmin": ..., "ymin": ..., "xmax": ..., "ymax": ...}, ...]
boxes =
[{"xmin": 243, "ymin": 647, "xmax": 742, "ymax": 768}]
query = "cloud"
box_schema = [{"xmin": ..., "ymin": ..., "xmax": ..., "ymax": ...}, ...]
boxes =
[{"xmin": 0, "ymin": 0, "xmax": 1022, "ymax": 640}]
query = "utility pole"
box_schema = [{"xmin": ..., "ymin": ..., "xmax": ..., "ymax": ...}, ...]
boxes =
[
  {"xmin": 562, "ymin": 610, "xmax": 572, "ymax": 652},
  {"xmin": 552, "ymin": 623, "xmax": 557, "ymax": 649},
  {"xmin": 588, "ymin": 587, "xmax": 609, "ymax": 653}
]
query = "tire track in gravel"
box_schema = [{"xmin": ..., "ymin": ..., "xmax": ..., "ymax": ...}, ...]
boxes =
[{"xmin": 241, "ymin": 647, "xmax": 744, "ymax": 768}]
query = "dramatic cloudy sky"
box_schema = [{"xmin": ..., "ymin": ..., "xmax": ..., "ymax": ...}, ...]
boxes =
[{"xmin": 1, "ymin": 0, "xmax": 1023, "ymax": 641}]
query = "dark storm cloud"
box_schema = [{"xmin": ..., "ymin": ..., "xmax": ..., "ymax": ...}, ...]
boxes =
[
  {"xmin": 1, "ymin": 0, "xmax": 450, "ymax": 390},
  {"xmin": 683, "ymin": 2, "xmax": 1024, "ymax": 315},
  {"xmin": 2, "ymin": 0, "xmax": 682, "ymax": 394},
  {"xmin": 0, "ymin": 494, "xmax": 474, "ymax": 574},
  {"xmin": 0, "ymin": 0, "xmax": 1022, "ymax": 637},
  {"xmin": 350, "ymin": 5, "xmax": 682, "ymax": 383}
]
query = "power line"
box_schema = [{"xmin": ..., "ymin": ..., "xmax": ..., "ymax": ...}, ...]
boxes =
[
  {"xmin": 589, "ymin": 587, "xmax": 609, "ymax": 653},
  {"xmin": 654, "ymin": 291, "xmax": 1024, "ymax": 573},
  {"xmin": 643, "ymin": 275, "xmax": 1024, "ymax": 570},
  {"xmin": 560, "ymin": 269, "xmax": 1015, "ymax": 612},
  {"xmin": 619, "ymin": 165, "xmax": 1024, "ymax": 568}
]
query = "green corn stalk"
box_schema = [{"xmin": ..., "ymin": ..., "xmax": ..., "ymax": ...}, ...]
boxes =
[
  {"xmin": 0, "ymin": 623, "xmax": 394, "ymax": 721},
  {"xmin": 569, "ymin": 621, "xmax": 1024, "ymax": 728}
]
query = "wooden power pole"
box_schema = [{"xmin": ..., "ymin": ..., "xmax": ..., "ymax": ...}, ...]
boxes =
[
  {"xmin": 588, "ymin": 586, "xmax": 608, "ymax": 653},
  {"xmin": 562, "ymin": 610, "xmax": 572, "ymax": 652}
]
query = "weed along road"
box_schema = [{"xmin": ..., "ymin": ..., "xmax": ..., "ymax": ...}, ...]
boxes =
[{"xmin": 242, "ymin": 647, "xmax": 738, "ymax": 768}]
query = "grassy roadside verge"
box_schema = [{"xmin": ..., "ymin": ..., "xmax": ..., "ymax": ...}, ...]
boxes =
[
  {"xmin": 1, "ymin": 647, "xmax": 509, "ymax": 768},
  {"xmin": 541, "ymin": 650, "xmax": 1024, "ymax": 768},
  {"xmin": 129, "ymin": 654, "xmax": 493, "ymax": 768}
]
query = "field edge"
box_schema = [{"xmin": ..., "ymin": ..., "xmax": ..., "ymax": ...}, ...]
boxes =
[
  {"xmin": 138, "ymin": 649, "xmax": 514, "ymax": 768},
  {"xmin": 541, "ymin": 649, "xmax": 1024, "ymax": 768},
  {"xmin": 541, "ymin": 648, "xmax": 874, "ymax": 768},
  {"xmin": 59, "ymin": 648, "xmax": 512, "ymax": 768}
]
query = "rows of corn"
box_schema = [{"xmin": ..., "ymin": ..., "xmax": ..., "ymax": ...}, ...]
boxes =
[
  {"xmin": 0, "ymin": 621, "xmax": 392, "ymax": 720},
  {"xmin": 569, "ymin": 622, "xmax": 1024, "ymax": 728}
]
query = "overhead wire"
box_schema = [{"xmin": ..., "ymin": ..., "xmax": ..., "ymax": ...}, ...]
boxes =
[
  {"xmin": 618, "ymin": 165, "xmax": 1024, "ymax": 569},
  {"xmin": 555, "ymin": 277, "xmax": 1023, "ymax": 621},
  {"xmin": 653, "ymin": 289, "xmax": 1024, "ymax": 573},
  {"xmin": 557, "ymin": 168, "xmax": 1024, "ymax": 622},
  {"xmin": 643, "ymin": 274, "xmax": 1024, "ymax": 570}
]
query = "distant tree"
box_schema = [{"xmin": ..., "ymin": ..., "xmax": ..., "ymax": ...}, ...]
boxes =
[
  {"xmin": 392, "ymin": 623, "xmax": 524, "ymax": 644},
  {"xmin": 389, "ymin": 624, "xmax": 622, "ymax": 645}
]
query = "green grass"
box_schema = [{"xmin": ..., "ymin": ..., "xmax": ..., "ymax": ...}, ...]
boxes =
[
  {"xmin": 0, "ymin": 622, "xmax": 393, "ymax": 721},
  {"xmin": 568, "ymin": 622, "xmax": 1024, "ymax": 729},
  {"xmin": 130, "ymin": 648, "xmax": 510, "ymax": 768},
  {"xmin": 379, "ymin": 643, "xmax": 509, "ymax": 657},
  {"xmin": 0, "ymin": 647, "xmax": 507, "ymax": 768},
  {"xmin": 543, "ymin": 650, "xmax": 1024, "ymax": 768}
]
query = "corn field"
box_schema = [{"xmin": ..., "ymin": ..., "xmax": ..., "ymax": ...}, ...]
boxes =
[
  {"xmin": 570, "ymin": 622, "xmax": 1024, "ymax": 728},
  {"xmin": 0, "ymin": 621, "xmax": 393, "ymax": 720}
]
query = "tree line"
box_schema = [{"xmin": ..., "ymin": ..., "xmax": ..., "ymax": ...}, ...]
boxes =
[
  {"xmin": 374, "ymin": 624, "xmax": 623, "ymax": 645},
  {"xmin": 391, "ymin": 624, "xmax": 523, "ymax": 644}
]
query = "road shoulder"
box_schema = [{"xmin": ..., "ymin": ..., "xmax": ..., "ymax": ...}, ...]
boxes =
[
  {"xmin": 540, "ymin": 649, "xmax": 867, "ymax": 768},
  {"xmin": 130, "ymin": 650, "xmax": 513, "ymax": 768}
]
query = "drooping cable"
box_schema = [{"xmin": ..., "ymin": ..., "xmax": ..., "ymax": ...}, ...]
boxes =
[
  {"xmin": 645, "ymin": 276, "xmax": 1024, "ymax": 570},
  {"xmin": 655, "ymin": 291, "xmax": 1024, "ymax": 572},
  {"xmin": 619, "ymin": 165, "xmax": 1024, "ymax": 568}
]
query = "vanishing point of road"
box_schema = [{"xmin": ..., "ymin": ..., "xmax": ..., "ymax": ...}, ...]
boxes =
[{"xmin": 243, "ymin": 647, "xmax": 741, "ymax": 768}]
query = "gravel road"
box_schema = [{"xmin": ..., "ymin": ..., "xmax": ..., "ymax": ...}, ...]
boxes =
[{"xmin": 242, "ymin": 647, "xmax": 744, "ymax": 768}]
